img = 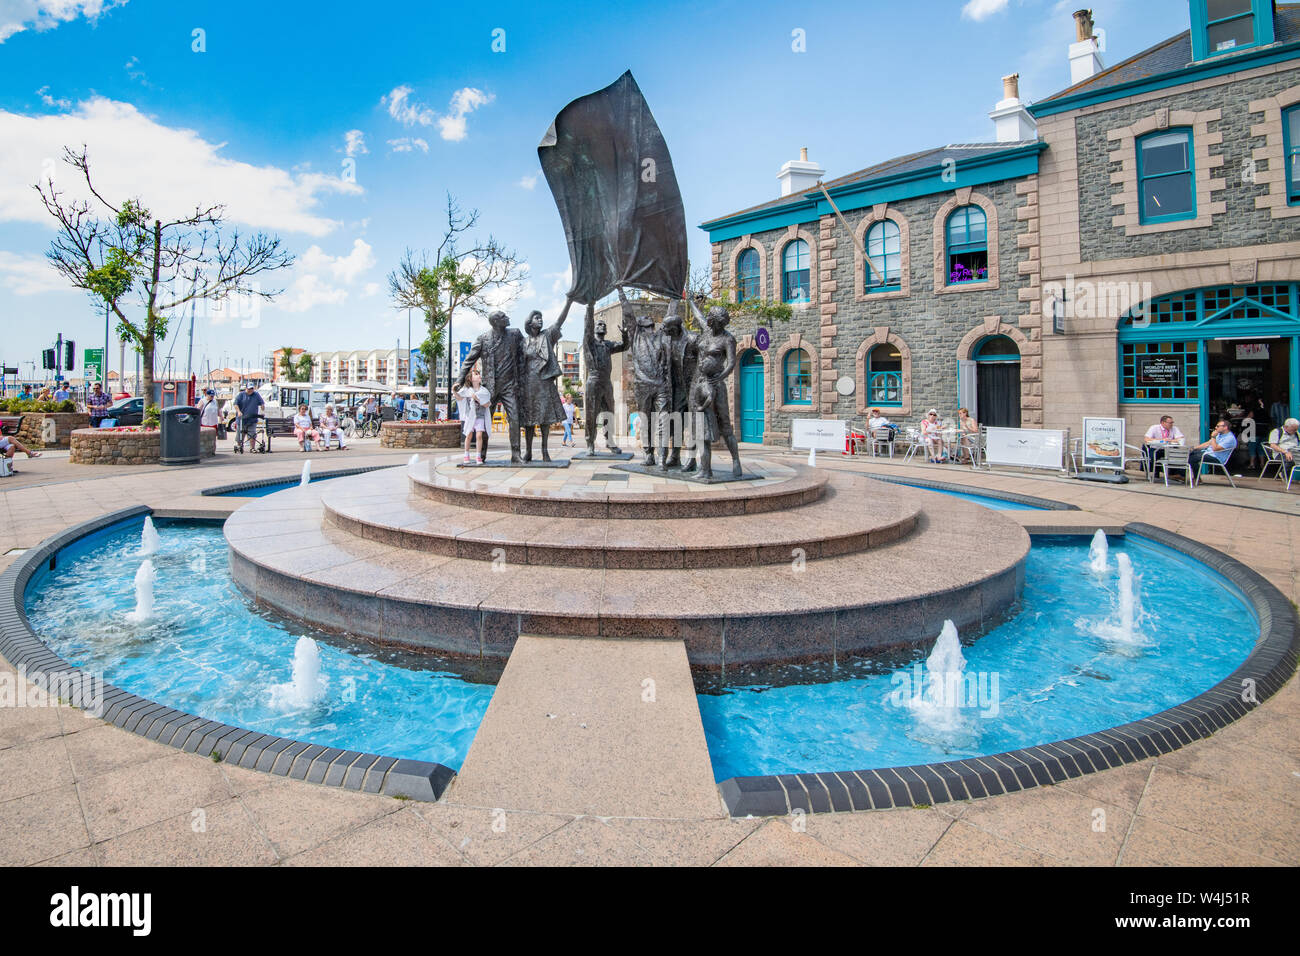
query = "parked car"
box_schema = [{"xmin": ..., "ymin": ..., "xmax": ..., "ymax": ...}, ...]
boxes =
[{"xmin": 104, "ymin": 396, "xmax": 145, "ymax": 425}]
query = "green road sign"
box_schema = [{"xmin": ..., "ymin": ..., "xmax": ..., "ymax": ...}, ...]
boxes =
[{"xmin": 84, "ymin": 347, "xmax": 104, "ymax": 382}]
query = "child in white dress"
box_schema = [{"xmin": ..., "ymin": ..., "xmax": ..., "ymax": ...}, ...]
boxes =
[{"xmin": 457, "ymin": 368, "xmax": 491, "ymax": 464}]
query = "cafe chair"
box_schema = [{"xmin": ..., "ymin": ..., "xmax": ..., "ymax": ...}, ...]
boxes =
[
  {"xmin": 1156, "ymin": 445, "xmax": 1194, "ymax": 487},
  {"xmin": 1258, "ymin": 445, "xmax": 1287, "ymax": 484},
  {"xmin": 1196, "ymin": 455, "xmax": 1237, "ymax": 489},
  {"xmin": 870, "ymin": 427, "xmax": 895, "ymax": 459},
  {"xmin": 1122, "ymin": 443, "xmax": 1152, "ymax": 481}
]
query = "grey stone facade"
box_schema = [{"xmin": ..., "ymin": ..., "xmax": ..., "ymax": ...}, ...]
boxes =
[
  {"xmin": 710, "ymin": 175, "xmax": 1039, "ymax": 443},
  {"xmin": 1078, "ymin": 66, "xmax": 1300, "ymax": 261}
]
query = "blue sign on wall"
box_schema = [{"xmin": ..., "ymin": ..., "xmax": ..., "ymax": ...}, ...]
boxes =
[
  {"xmin": 459, "ymin": 341, "xmax": 471, "ymax": 366},
  {"xmin": 410, "ymin": 347, "xmax": 426, "ymax": 384}
]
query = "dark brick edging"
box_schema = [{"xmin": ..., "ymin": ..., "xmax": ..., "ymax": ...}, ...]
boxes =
[
  {"xmin": 718, "ymin": 521, "xmax": 1299, "ymax": 817},
  {"xmin": 0, "ymin": 507, "xmax": 454, "ymax": 802},
  {"xmin": 199, "ymin": 464, "xmax": 400, "ymax": 497},
  {"xmin": 864, "ymin": 473, "xmax": 1079, "ymax": 511}
]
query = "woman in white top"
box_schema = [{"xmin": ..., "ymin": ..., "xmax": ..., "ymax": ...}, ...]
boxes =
[
  {"xmin": 457, "ymin": 368, "xmax": 491, "ymax": 464},
  {"xmin": 198, "ymin": 389, "xmax": 220, "ymax": 428},
  {"xmin": 318, "ymin": 404, "xmax": 348, "ymax": 450},
  {"xmin": 291, "ymin": 404, "xmax": 318, "ymax": 452},
  {"xmin": 920, "ymin": 409, "xmax": 946, "ymax": 463}
]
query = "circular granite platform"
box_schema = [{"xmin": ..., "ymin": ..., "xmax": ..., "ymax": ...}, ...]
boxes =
[{"xmin": 224, "ymin": 455, "xmax": 1030, "ymax": 672}]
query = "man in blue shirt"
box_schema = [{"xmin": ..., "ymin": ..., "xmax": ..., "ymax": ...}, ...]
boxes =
[
  {"xmin": 233, "ymin": 384, "xmax": 265, "ymax": 451},
  {"xmin": 53, "ymin": 383, "xmax": 70, "ymax": 402},
  {"xmin": 1189, "ymin": 419, "xmax": 1237, "ymax": 482}
]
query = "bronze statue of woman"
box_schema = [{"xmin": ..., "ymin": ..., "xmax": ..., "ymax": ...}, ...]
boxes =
[
  {"xmin": 686, "ymin": 299, "xmax": 742, "ymax": 479},
  {"xmin": 520, "ymin": 300, "xmax": 574, "ymax": 462}
]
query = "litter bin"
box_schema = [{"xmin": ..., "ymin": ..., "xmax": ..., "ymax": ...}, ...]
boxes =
[{"xmin": 160, "ymin": 405, "xmax": 201, "ymax": 465}]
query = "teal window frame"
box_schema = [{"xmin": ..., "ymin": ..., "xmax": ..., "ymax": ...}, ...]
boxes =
[
  {"xmin": 945, "ymin": 206, "xmax": 988, "ymax": 285},
  {"xmin": 1137, "ymin": 128, "xmax": 1196, "ymax": 224},
  {"xmin": 783, "ymin": 348, "xmax": 812, "ymax": 405},
  {"xmin": 782, "ymin": 240, "xmax": 810, "ymax": 303},
  {"xmin": 972, "ymin": 335, "xmax": 1020, "ymax": 362},
  {"xmin": 736, "ymin": 247, "xmax": 760, "ymax": 302},
  {"xmin": 866, "ymin": 343, "xmax": 903, "ymax": 406},
  {"xmin": 864, "ymin": 220, "xmax": 901, "ymax": 293},
  {"xmin": 1190, "ymin": 0, "xmax": 1274, "ymax": 61},
  {"xmin": 1285, "ymin": 105, "xmax": 1300, "ymax": 206}
]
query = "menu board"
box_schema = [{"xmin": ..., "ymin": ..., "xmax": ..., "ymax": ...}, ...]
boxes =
[
  {"xmin": 1082, "ymin": 417, "xmax": 1126, "ymax": 471},
  {"xmin": 791, "ymin": 418, "xmax": 847, "ymax": 451},
  {"xmin": 1136, "ymin": 355, "xmax": 1183, "ymax": 387},
  {"xmin": 984, "ymin": 427, "xmax": 1067, "ymax": 470}
]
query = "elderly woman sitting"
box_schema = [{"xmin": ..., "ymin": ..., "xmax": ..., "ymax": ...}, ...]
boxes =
[
  {"xmin": 920, "ymin": 408, "xmax": 946, "ymax": 463},
  {"xmin": 291, "ymin": 404, "xmax": 318, "ymax": 452},
  {"xmin": 317, "ymin": 405, "xmax": 348, "ymax": 450}
]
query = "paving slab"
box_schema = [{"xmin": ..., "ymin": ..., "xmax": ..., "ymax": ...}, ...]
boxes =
[{"xmin": 447, "ymin": 635, "xmax": 725, "ymax": 819}]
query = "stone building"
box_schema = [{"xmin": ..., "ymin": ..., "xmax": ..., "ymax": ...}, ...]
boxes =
[{"xmin": 701, "ymin": 2, "xmax": 1300, "ymax": 448}]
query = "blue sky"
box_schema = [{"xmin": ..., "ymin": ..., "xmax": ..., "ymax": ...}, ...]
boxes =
[{"xmin": 1, "ymin": 0, "xmax": 1193, "ymax": 381}]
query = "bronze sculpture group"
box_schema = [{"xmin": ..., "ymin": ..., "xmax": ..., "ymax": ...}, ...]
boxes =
[{"xmin": 457, "ymin": 289, "xmax": 742, "ymax": 479}]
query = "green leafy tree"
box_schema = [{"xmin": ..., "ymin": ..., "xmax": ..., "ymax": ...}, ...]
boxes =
[
  {"xmin": 278, "ymin": 346, "xmax": 313, "ymax": 382},
  {"xmin": 36, "ymin": 146, "xmax": 294, "ymax": 401},
  {"xmin": 684, "ymin": 264, "xmax": 792, "ymax": 332},
  {"xmin": 389, "ymin": 193, "xmax": 526, "ymax": 414}
]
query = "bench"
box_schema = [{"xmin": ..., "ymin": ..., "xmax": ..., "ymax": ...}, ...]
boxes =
[{"xmin": 0, "ymin": 415, "xmax": 22, "ymax": 437}]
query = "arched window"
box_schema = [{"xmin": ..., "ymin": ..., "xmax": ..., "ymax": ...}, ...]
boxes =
[
  {"xmin": 945, "ymin": 206, "xmax": 988, "ymax": 285},
  {"xmin": 867, "ymin": 344, "xmax": 902, "ymax": 406},
  {"xmin": 864, "ymin": 220, "xmax": 901, "ymax": 293},
  {"xmin": 782, "ymin": 240, "xmax": 810, "ymax": 303},
  {"xmin": 736, "ymin": 247, "xmax": 760, "ymax": 302},
  {"xmin": 1284, "ymin": 105, "xmax": 1300, "ymax": 205},
  {"xmin": 973, "ymin": 335, "xmax": 1020, "ymax": 361},
  {"xmin": 783, "ymin": 348, "xmax": 812, "ymax": 405},
  {"xmin": 1137, "ymin": 128, "xmax": 1195, "ymax": 223}
]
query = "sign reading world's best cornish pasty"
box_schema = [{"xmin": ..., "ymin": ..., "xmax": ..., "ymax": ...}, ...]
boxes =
[{"xmin": 1136, "ymin": 354, "xmax": 1184, "ymax": 387}]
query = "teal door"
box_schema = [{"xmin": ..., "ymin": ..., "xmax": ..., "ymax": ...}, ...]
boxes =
[{"xmin": 739, "ymin": 350, "xmax": 764, "ymax": 443}]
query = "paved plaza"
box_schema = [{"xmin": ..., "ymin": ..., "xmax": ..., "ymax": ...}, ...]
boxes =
[{"xmin": 1, "ymin": 436, "xmax": 1296, "ymax": 866}]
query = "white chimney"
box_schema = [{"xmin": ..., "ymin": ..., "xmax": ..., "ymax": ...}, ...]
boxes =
[
  {"xmin": 777, "ymin": 146, "xmax": 826, "ymax": 197},
  {"xmin": 989, "ymin": 73, "xmax": 1037, "ymax": 143},
  {"xmin": 1069, "ymin": 8, "xmax": 1105, "ymax": 84}
]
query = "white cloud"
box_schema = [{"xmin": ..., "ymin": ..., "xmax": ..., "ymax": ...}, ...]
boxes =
[
  {"xmin": 362, "ymin": 281, "xmax": 380, "ymax": 297},
  {"xmin": 0, "ymin": 249, "xmax": 70, "ymax": 294},
  {"xmin": 382, "ymin": 85, "xmax": 435, "ymax": 127},
  {"xmin": 281, "ymin": 238, "xmax": 375, "ymax": 312},
  {"xmin": 962, "ymin": 0, "xmax": 1010, "ymax": 21},
  {"xmin": 382, "ymin": 84, "xmax": 495, "ymax": 142},
  {"xmin": 0, "ymin": 0, "xmax": 127, "ymax": 43},
  {"xmin": 344, "ymin": 129, "xmax": 367, "ymax": 156},
  {"xmin": 517, "ymin": 173, "xmax": 538, "ymax": 190},
  {"xmin": 123, "ymin": 54, "xmax": 148, "ymax": 85},
  {"xmin": 438, "ymin": 87, "xmax": 494, "ymax": 142},
  {"xmin": 0, "ymin": 96, "xmax": 361, "ymax": 236},
  {"xmin": 35, "ymin": 85, "xmax": 70, "ymax": 110},
  {"xmin": 387, "ymin": 137, "xmax": 428, "ymax": 153}
]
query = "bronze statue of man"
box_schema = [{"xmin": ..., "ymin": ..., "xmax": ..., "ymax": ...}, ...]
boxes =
[
  {"xmin": 619, "ymin": 288, "xmax": 672, "ymax": 468},
  {"xmin": 687, "ymin": 298, "xmax": 742, "ymax": 479},
  {"xmin": 457, "ymin": 311, "xmax": 524, "ymax": 463},
  {"xmin": 520, "ymin": 301, "xmax": 573, "ymax": 462},
  {"xmin": 661, "ymin": 300, "xmax": 698, "ymax": 470},
  {"xmin": 582, "ymin": 301, "xmax": 626, "ymax": 454}
]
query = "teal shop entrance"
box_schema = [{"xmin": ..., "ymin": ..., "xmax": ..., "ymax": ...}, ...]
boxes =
[
  {"xmin": 1119, "ymin": 283, "xmax": 1300, "ymax": 442},
  {"xmin": 739, "ymin": 350, "xmax": 764, "ymax": 443}
]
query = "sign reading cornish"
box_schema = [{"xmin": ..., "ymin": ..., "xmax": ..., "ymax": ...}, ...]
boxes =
[
  {"xmin": 1082, "ymin": 417, "xmax": 1126, "ymax": 471},
  {"xmin": 1136, "ymin": 355, "xmax": 1184, "ymax": 387}
]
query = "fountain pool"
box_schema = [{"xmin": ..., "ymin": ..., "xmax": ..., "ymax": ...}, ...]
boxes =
[
  {"xmin": 698, "ymin": 534, "xmax": 1259, "ymax": 781},
  {"xmin": 22, "ymin": 518, "xmax": 493, "ymax": 770}
]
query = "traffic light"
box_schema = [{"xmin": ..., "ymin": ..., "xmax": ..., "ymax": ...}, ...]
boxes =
[
  {"xmin": 64, "ymin": 340, "xmax": 75, "ymax": 371},
  {"xmin": 42, "ymin": 348, "xmax": 56, "ymax": 370}
]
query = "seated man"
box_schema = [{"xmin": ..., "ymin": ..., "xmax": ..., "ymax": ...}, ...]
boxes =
[
  {"xmin": 318, "ymin": 405, "xmax": 348, "ymax": 450},
  {"xmin": 1268, "ymin": 417, "xmax": 1299, "ymax": 465},
  {"xmin": 1142, "ymin": 415, "xmax": 1184, "ymax": 472},
  {"xmin": 868, "ymin": 407, "xmax": 898, "ymax": 437},
  {"xmin": 0, "ymin": 433, "xmax": 41, "ymax": 463},
  {"xmin": 1188, "ymin": 419, "xmax": 1238, "ymax": 482}
]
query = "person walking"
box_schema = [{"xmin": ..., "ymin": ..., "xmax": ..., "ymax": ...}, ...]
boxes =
[
  {"xmin": 233, "ymin": 383, "xmax": 264, "ymax": 451},
  {"xmin": 561, "ymin": 394, "xmax": 575, "ymax": 446}
]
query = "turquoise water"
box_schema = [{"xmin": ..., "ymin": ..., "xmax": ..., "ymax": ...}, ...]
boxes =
[
  {"xmin": 699, "ymin": 535, "xmax": 1258, "ymax": 780},
  {"xmin": 23, "ymin": 520, "xmax": 492, "ymax": 770},
  {"xmin": 214, "ymin": 472, "xmax": 367, "ymax": 497},
  {"xmin": 892, "ymin": 483, "xmax": 1043, "ymax": 511}
]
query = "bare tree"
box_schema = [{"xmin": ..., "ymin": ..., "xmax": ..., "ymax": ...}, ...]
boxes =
[
  {"xmin": 35, "ymin": 146, "xmax": 294, "ymax": 403},
  {"xmin": 389, "ymin": 192, "xmax": 527, "ymax": 415}
]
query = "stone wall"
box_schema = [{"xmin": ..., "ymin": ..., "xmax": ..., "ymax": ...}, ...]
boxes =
[
  {"xmin": 69, "ymin": 427, "xmax": 217, "ymax": 465},
  {"xmin": 379, "ymin": 421, "xmax": 463, "ymax": 448},
  {"xmin": 711, "ymin": 175, "xmax": 1039, "ymax": 441},
  {"xmin": 15, "ymin": 412, "xmax": 90, "ymax": 449}
]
